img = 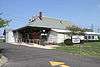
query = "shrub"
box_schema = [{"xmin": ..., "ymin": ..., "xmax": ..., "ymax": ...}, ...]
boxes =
[
  {"xmin": 98, "ymin": 36, "xmax": 100, "ymax": 40},
  {"xmin": 0, "ymin": 54, "xmax": 2, "ymax": 58},
  {"xmin": 64, "ymin": 39, "xmax": 73, "ymax": 45},
  {"xmin": 80, "ymin": 40, "xmax": 85, "ymax": 44},
  {"xmin": 0, "ymin": 39, "xmax": 5, "ymax": 43}
]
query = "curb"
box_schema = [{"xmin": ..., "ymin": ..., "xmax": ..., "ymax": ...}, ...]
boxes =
[{"xmin": 0, "ymin": 55, "xmax": 8, "ymax": 67}]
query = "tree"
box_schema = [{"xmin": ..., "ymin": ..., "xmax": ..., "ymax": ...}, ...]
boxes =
[
  {"xmin": 65, "ymin": 25, "xmax": 87, "ymax": 45},
  {"xmin": 0, "ymin": 18, "xmax": 10, "ymax": 36},
  {"xmin": 0, "ymin": 12, "xmax": 10, "ymax": 28},
  {"xmin": 0, "ymin": 14, "xmax": 10, "ymax": 54},
  {"xmin": 0, "ymin": 18, "xmax": 9, "ymax": 28},
  {"xmin": 66, "ymin": 25, "xmax": 86, "ymax": 36}
]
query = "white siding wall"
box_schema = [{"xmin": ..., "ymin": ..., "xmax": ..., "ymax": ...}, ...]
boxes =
[
  {"xmin": 57, "ymin": 33, "xmax": 65, "ymax": 43},
  {"xmin": 57, "ymin": 33, "xmax": 70, "ymax": 43},
  {"xmin": 47, "ymin": 31, "xmax": 70, "ymax": 43},
  {"xmin": 47, "ymin": 31, "xmax": 57, "ymax": 43},
  {"xmin": 6, "ymin": 30, "xmax": 15, "ymax": 43}
]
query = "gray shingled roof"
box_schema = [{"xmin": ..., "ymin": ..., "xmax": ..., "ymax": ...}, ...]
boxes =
[{"xmin": 27, "ymin": 16, "xmax": 74, "ymax": 30}]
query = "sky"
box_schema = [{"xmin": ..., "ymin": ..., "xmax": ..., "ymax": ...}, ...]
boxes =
[{"xmin": 0, "ymin": 0, "xmax": 100, "ymax": 35}]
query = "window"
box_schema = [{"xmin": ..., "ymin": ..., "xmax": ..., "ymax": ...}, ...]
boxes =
[
  {"xmin": 88, "ymin": 35, "xmax": 91, "ymax": 39},
  {"xmin": 85, "ymin": 36, "xmax": 87, "ymax": 39},
  {"xmin": 92, "ymin": 36, "xmax": 94, "ymax": 39}
]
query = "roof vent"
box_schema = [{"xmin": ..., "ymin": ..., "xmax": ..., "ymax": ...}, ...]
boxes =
[
  {"xmin": 39, "ymin": 12, "xmax": 42, "ymax": 20},
  {"xmin": 60, "ymin": 20, "xmax": 63, "ymax": 24}
]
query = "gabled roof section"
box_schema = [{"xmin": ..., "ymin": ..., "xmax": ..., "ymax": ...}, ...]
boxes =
[{"xmin": 27, "ymin": 16, "xmax": 74, "ymax": 30}]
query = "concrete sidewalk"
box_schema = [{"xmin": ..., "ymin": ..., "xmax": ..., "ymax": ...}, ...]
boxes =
[{"xmin": 10, "ymin": 42, "xmax": 59, "ymax": 49}]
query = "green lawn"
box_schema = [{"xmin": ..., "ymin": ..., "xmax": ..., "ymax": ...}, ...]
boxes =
[{"xmin": 55, "ymin": 42, "xmax": 100, "ymax": 58}]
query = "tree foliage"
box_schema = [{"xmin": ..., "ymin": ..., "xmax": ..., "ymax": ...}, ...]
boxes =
[
  {"xmin": 0, "ymin": 18, "xmax": 9, "ymax": 28},
  {"xmin": 66, "ymin": 25, "xmax": 87, "ymax": 36}
]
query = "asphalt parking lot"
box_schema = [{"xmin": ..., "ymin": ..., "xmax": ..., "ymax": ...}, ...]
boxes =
[{"xmin": 1, "ymin": 43, "xmax": 100, "ymax": 67}]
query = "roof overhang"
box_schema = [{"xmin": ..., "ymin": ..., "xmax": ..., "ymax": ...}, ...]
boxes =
[
  {"xmin": 51, "ymin": 29, "xmax": 71, "ymax": 33},
  {"xmin": 85, "ymin": 32, "xmax": 100, "ymax": 35}
]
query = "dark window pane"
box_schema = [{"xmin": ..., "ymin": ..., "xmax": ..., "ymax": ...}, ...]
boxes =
[
  {"xmin": 85, "ymin": 36, "xmax": 87, "ymax": 39},
  {"xmin": 88, "ymin": 36, "xmax": 91, "ymax": 39},
  {"xmin": 92, "ymin": 36, "xmax": 94, "ymax": 39}
]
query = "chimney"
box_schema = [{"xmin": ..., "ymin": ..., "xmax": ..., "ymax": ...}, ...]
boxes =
[{"xmin": 39, "ymin": 12, "xmax": 42, "ymax": 20}]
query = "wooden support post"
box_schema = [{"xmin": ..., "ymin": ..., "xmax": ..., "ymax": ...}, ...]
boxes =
[{"xmin": 16, "ymin": 31, "xmax": 19, "ymax": 43}]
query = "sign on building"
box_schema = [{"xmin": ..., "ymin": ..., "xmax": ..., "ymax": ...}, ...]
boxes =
[{"xmin": 72, "ymin": 35, "xmax": 80, "ymax": 43}]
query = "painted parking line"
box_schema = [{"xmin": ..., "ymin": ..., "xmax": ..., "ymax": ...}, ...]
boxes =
[
  {"xmin": 60, "ymin": 64, "xmax": 70, "ymax": 67},
  {"xmin": 49, "ymin": 61, "xmax": 70, "ymax": 67}
]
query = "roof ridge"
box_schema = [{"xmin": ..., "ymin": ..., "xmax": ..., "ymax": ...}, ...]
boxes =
[
  {"xmin": 42, "ymin": 16, "xmax": 75, "ymax": 25},
  {"xmin": 31, "ymin": 15, "xmax": 73, "ymax": 24},
  {"xmin": 42, "ymin": 16, "xmax": 68, "ymax": 21}
]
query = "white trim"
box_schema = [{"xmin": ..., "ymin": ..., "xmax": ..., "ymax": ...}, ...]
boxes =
[
  {"xmin": 85, "ymin": 32, "xmax": 100, "ymax": 35},
  {"xmin": 51, "ymin": 29, "xmax": 71, "ymax": 33}
]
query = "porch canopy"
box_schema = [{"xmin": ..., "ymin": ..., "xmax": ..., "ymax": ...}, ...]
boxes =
[{"xmin": 13, "ymin": 26, "xmax": 51, "ymax": 44}]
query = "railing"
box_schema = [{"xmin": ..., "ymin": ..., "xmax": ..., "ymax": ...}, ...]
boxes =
[{"xmin": 18, "ymin": 39, "xmax": 41, "ymax": 44}]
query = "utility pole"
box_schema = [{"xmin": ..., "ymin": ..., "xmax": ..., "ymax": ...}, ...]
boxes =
[
  {"xmin": 91, "ymin": 24, "xmax": 94, "ymax": 32},
  {"xmin": 97, "ymin": 27, "xmax": 100, "ymax": 33}
]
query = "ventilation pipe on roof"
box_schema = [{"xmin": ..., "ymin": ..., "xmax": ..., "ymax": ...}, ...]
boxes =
[
  {"xmin": 39, "ymin": 12, "xmax": 42, "ymax": 20},
  {"xmin": 60, "ymin": 20, "xmax": 63, "ymax": 24}
]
